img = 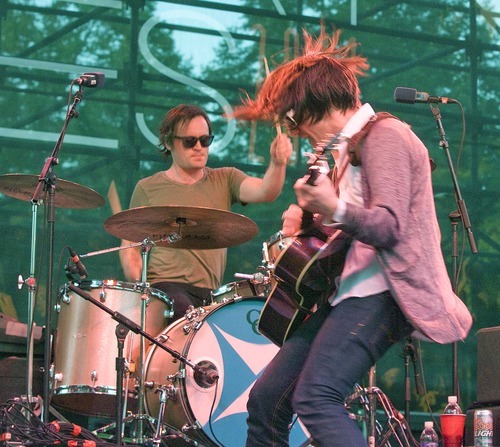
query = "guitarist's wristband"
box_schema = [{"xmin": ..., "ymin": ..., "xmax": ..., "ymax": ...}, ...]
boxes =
[{"xmin": 334, "ymin": 199, "xmax": 347, "ymax": 222}]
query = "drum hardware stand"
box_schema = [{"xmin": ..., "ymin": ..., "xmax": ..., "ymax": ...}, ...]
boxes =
[
  {"xmin": 262, "ymin": 236, "xmax": 277, "ymax": 271},
  {"xmin": 345, "ymin": 382, "xmax": 417, "ymax": 447},
  {"xmin": 74, "ymin": 234, "xmax": 181, "ymax": 262}
]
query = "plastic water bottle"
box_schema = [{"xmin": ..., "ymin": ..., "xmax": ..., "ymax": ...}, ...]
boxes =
[
  {"xmin": 443, "ymin": 395, "xmax": 462, "ymax": 414},
  {"xmin": 420, "ymin": 421, "xmax": 439, "ymax": 447}
]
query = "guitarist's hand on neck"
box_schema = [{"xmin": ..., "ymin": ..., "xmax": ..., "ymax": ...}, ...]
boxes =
[{"xmin": 294, "ymin": 172, "xmax": 339, "ymax": 220}]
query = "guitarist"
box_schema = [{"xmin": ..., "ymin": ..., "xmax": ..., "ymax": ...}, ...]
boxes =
[{"xmin": 231, "ymin": 27, "xmax": 472, "ymax": 447}]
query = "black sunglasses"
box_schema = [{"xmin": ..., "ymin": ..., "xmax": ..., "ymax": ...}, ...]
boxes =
[{"xmin": 174, "ymin": 135, "xmax": 214, "ymax": 148}]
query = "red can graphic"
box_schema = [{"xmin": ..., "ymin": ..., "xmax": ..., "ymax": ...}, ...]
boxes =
[{"xmin": 474, "ymin": 409, "xmax": 493, "ymax": 446}]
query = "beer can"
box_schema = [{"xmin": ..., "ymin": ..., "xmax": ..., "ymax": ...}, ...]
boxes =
[{"xmin": 474, "ymin": 409, "xmax": 493, "ymax": 446}]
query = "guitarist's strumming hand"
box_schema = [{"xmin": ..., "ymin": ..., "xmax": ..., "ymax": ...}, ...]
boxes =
[
  {"xmin": 281, "ymin": 204, "xmax": 304, "ymax": 237},
  {"xmin": 294, "ymin": 171, "xmax": 339, "ymax": 219}
]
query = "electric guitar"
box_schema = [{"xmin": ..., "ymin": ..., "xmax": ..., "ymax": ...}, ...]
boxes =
[{"xmin": 258, "ymin": 143, "xmax": 352, "ymax": 347}]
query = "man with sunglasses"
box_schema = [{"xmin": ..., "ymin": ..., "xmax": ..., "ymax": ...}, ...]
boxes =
[
  {"xmin": 120, "ymin": 104, "xmax": 292, "ymax": 321},
  {"xmin": 232, "ymin": 28, "xmax": 472, "ymax": 446}
]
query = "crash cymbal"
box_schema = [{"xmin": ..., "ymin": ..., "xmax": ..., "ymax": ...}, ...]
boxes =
[
  {"xmin": 0, "ymin": 174, "xmax": 105, "ymax": 209},
  {"xmin": 104, "ymin": 205, "xmax": 259, "ymax": 249}
]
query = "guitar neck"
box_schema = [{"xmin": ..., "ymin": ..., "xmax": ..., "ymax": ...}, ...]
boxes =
[{"xmin": 301, "ymin": 210, "xmax": 314, "ymax": 228}]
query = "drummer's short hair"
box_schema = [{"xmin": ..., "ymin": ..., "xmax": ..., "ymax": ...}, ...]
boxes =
[{"xmin": 158, "ymin": 105, "xmax": 212, "ymax": 158}]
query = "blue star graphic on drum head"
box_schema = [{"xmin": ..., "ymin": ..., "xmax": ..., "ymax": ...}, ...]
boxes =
[{"xmin": 183, "ymin": 298, "xmax": 310, "ymax": 447}]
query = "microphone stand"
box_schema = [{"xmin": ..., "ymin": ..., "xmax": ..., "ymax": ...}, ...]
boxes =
[
  {"xmin": 403, "ymin": 336, "xmax": 424, "ymax": 425},
  {"xmin": 429, "ymin": 104, "xmax": 478, "ymax": 398},
  {"xmin": 114, "ymin": 323, "xmax": 129, "ymax": 447},
  {"xmin": 26, "ymin": 85, "xmax": 85, "ymax": 421}
]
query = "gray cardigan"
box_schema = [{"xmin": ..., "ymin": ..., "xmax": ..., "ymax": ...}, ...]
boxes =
[{"xmin": 339, "ymin": 117, "xmax": 472, "ymax": 344}]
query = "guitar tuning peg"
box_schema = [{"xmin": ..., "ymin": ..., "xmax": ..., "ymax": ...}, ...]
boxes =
[{"xmin": 303, "ymin": 151, "xmax": 318, "ymax": 165}]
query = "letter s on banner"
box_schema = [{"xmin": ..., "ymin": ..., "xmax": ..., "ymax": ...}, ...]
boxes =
[{"xmin": 137, "ymin": 13, "xmax": 237, "ymax": 150}]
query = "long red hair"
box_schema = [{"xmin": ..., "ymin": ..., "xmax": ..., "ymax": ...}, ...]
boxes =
[{"xmin": 231, "ymin": 28, "xmax": 369, "ymax": 126}]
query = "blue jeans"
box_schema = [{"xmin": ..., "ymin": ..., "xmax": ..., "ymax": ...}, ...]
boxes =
[{"xmin": 246, "ymin": 292, "xmax": 413, "ymax": 447}]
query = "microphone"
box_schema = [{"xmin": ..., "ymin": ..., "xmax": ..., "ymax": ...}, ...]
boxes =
[
  {"xmin": 74, "ymin": 72, "xmax": 105, "ymax": 88},
  {"xmin": 68, "ymin": 247, "xmax": 88, "ymax": 279},
  {"xmin": 394, "ymin": 87, "xmax": 457, "ymax": 104},
  {"xmin": 234, "ymin": 272, "xmax": 266, "ymax": 284},
  {"xmin": 193, "ymin": 362, "xmax": 219, "ymax": 388}
]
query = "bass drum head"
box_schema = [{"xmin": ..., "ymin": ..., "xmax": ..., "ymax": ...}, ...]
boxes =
[{"xmin": 144, "ymin": 297, "xmax": 310, "ymax": 446}]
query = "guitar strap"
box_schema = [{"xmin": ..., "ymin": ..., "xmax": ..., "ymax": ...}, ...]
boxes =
[
  {"xmin": 347, "ymin": 112, "xmax": 398, "ymax": 166},
  {"xmin": 346, "ymin": 111, "xmax": 436, "ymax": 171}
]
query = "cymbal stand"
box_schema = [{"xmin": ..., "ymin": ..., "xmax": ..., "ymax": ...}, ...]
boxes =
[
  {"xmin": 19, "ymin": 85, "xmax": 85, "ymax": 421},
  {"xmin": 128, "ymin": 240, "xmax": 153, "ymax": 443},
  {"xmin": 17, "ymin": 200, "xmax": 40, "ymax": 413}
]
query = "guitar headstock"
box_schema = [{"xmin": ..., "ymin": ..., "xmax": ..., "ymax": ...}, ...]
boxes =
[{"xmin": 317, "ymin": 132, "xmax": 349, "ymax": 154}]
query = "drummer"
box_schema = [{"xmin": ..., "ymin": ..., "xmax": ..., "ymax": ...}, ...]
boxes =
[{"xmin": 120, "ymin": 104, "xmax": 292, "ymax": 321}]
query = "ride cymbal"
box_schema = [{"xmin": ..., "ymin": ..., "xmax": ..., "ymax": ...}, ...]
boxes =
[
  {"xmin": 0, "ymin": 174, "xmax": 105, "ymax": 209},
  {"xmin": 104, "ymin": 205, "xmax": 259, "ymax": 249}
]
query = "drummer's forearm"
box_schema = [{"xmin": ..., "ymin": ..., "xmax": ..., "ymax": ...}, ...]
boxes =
[
  {"xmin": 119, "ymin": 242, "xmax": 142, "ymax": 282},
  {"xmin": 239, "ymin": 162, "xmax": 287, "ymax": 203}
]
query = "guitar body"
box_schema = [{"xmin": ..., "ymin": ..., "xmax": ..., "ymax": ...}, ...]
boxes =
[{"xmin": 258, "ymin": 225, "xmax": 351, "ymax": 346}]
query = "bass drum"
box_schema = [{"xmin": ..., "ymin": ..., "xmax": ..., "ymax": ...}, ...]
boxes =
[
  {"xmin": 143, "ymin": 298, "xmax": 310, "ymax": 447},
  {"xmin": 52, "ymin": 279, "xmax": 173, "ymax": 417}
]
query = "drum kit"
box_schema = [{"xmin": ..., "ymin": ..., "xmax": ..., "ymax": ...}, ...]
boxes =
[{"xmin": 0, "ymin": 173, "xmax": 310, "ymax": 447}]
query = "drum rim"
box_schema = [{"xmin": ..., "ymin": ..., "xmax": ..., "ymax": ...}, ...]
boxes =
[
  {"xmin": 265, "ymin": 230, "xmax": 284, "ymax": 245},
  {"xmin": 62, "ymin": 279, "xmax": 173, "ymax": 306},
  {"xmin": 53, "ymin": 384, "xmax": 120, "ymax": 396}
]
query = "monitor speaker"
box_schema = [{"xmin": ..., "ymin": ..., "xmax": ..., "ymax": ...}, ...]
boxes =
[{"xmin": 477, "ymin": 326, "xmax": 500, "ymax": 404}]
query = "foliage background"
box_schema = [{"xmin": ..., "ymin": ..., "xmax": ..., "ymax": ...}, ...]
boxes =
[{"xmin": 0, "ymin": 0, "xmax": 498, "ymax": 428}]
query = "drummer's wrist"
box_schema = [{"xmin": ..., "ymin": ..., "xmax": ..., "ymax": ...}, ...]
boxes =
[{"xmin": 271, "ymin": 157, "xmax": 288, "ymax": 167}]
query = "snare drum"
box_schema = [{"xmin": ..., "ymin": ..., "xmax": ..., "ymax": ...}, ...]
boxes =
[
  {"xmin": 263, "ymin": 231, "xmax": 292, "ymax": 266},
  {"xmin": 143, "ymin": 298, "xmax": 309, "ymax": 446},
  {"xmin": 52, "ymin": 279, "xmax": 173, "ymax": 416}
]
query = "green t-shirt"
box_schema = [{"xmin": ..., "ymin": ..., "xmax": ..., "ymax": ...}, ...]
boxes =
[{"xmin": 130, "ymin": 167, "xmax": 247, "ymax": 289}]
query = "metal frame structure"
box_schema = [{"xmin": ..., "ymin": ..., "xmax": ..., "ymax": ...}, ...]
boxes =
[{"xmin": 0, "ymin": 0, "xmax": 498, "ymax": 423}]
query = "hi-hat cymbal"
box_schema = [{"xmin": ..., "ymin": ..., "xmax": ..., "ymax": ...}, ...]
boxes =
[
  {"xmin": 104, "ymin": 205, "xmax": 259, "ymax": 249},
  {"xmin": 0, "ymin": 174, "xmax": 105, "ymax": 209}
]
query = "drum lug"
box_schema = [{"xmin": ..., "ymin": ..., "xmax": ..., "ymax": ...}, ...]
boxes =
[
  {"xmin": 182, "ymin": 420, "xmax": 202, "ymax": 433},
  {"xmin": 167, "ymin": 370, "xmax": 185, "ymax": 381},
  {"xmin": 184, "ymin": 305, "xmax": 206, "ymax": 321},
  {"xmin": 99, "ymin": 288, "xmax": 106, "ymax": 301},
  {"xmin": 54, "ymin": 371, "xmax": 63, "ymax": 383},
  {"xmin": 182, "ymin": 306, "xmax": 207, "ymax": 334},
  {"xmin": 163, "ymin": 308, "xmax": 174, "ymax": 319},
  {"xmin": 125, "ymin": 359, "xmax": 136, "ymax": 373},
  {"xmin": 156, "ymin": 384, "xmax": 177, "ymax": 402},
  {"xmin": 90, "ymin": 370, "xmax": 98, "ymax": 385}
]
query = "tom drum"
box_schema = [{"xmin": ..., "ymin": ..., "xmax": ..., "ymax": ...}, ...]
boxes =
[{"xmin": 52, "ymin": 279, "xmax": 173, "ymax": 416}]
